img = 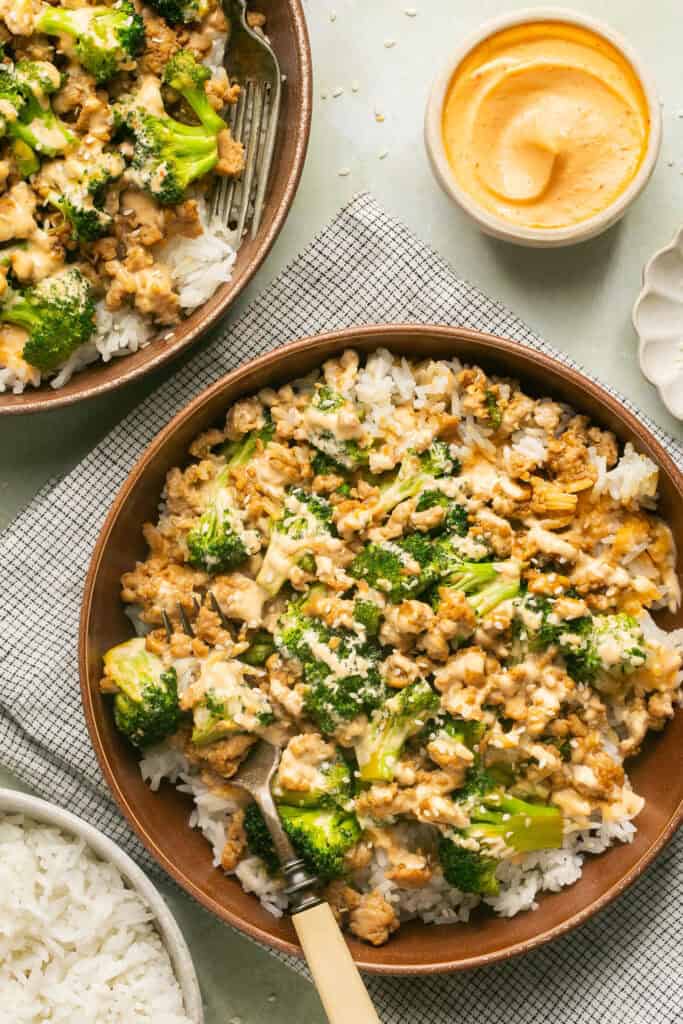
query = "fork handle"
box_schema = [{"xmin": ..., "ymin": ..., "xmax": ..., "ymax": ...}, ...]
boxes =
[{"xmin": 291, "ymin": 902, "xmax": 381, "ymax": 1024}]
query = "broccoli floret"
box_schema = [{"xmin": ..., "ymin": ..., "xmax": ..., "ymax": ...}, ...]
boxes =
[
  {"xmin": 162, "ymin": 50, "xmax": 225, "ymax": 134},
  {"xmin": 239, "ymin": 630, "xmax": 276, "ymax": 667},
  {"xmin": 222, "ymin": 411, "xmax": 274, "ymax": 465},
  {"xmin": 243, "ymin": 802, "xmax": 281, "ymax": 874},
  {"xmin": 12, "ymin": 139, "xmax": 39, "ymax": 178},
  {"xmin": 0, "ymin": 61, "xmax": 74, "ymax": 158},
  {"xmin": 371, "ymin": 443, "xmax": 458, "ymax": 522},
  {"xmin": 256, "ymin": 488, "xmax": 335, "ymax": 597},
  {"xmin": 438, "ymin": 714, "xmax": 486, "ymax": 751},
  {"xmin": 276, "ymin": 593, "xmax": 386, "ymax": 735},
  {"xmin": 438, "ymin": 837, "xmax": 499, "ymax": 896},
  {"xmin": 311, "ymin": 450, "xmax": 347, "ymax": 478},
  {"xmin": 189, "ymin": 667, "xmax": 274, "ymax": 746},
  {"xmin": 305, "ymin": 384, "xmax": 372, "ymax": 470},
  {"xmin": 116, "ymin": 55, "xmax": 225, "ymax": 205},
  {"xmin": 41, "ymin": 149, "xmax": 125, "ymax": 242},
  {"xmin": 244, "ymin": 802, "xmax": 360, "ymax": 881},
  {"xmin": 186, "ymin": 465, "xmax": 252, "ymax": 574},
  {"xmin": 436, "ymin": 551, "xmax": 520, "ymax": 616},
  {"xmin": 0, "ymin": 268, "xmax": 95, "ymax": 372},
  {"xmin": 36, "ymin": 1, "xmax": 144, "ymax": 84},
  {"xmin": 485, "ymin": 390, "xmax": 502, "ymax": 430},
  {"xmin": 349, "ymin": 533, "xmax": 442, "ymax": 603},
  {"xmin": 146, "ymin": 0, "xmax": 210, "ymax": 25},
  {"xmin": 439, "ymin": 791, "xmax": 563, "ymax": 895},
  {"xmin": 279, "ymin": 805, "xmax": 360, "ymax": 880},
  {"xmin": 102, "ymin": 637, "xmax": 181, "ymax": 748},
  {"xmin": 415, "ymin": 490, "xmax": 469, "ymax": 536},
  {"xmin": 560, "ymin": 613, "xmax": 646, "ymax": 684},
  {"xmin": 354, "ymin": 679, "xmax": 440, "ymax": 782},
  {"xmin": 353, "ymin": 598, "xmax": 382, "ymax": 637},
  {"xmin": 274, "ymin": 753, "xmax": 353, "ymax": 808}
]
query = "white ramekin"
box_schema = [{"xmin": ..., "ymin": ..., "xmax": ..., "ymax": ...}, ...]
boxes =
[
  {"xmin": 0, "ymin": 788, "xmax": 204, "ymax": 1023},
  {"xmin": 424, "ymin": 7, "xmax": 662, "ymax": 248}
]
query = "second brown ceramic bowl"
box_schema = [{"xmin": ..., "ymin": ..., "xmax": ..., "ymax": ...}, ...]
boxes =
[
  {"xmin": 80, "ymin": 324, "xmax": 683, "ymax": 973},
  {"xmin": 1, "ymin": 0, "xmax": 312, "ymax": 415}
]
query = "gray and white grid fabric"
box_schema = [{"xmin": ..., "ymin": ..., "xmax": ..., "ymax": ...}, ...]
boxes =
[{"xmin": 1, "ymin": 194, "xmax": 681, "ymax": 1023}]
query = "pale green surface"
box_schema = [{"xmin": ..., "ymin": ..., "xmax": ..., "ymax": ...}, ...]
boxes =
[{"xmin": 1, "ymin": 2, "xmax": 682, "ymax": 1021}]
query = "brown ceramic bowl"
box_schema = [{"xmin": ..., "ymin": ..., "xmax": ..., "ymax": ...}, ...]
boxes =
[
  {"xmin": 0, "ymin": 0, "xmax": 311, "ymax": 416},
  {"xmin": 80, "ymin": 324, "xmax": 683, "ymax": 973}
]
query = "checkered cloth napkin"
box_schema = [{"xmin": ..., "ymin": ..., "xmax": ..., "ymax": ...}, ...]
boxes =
[{"xmin": 1, "ymin": 193, "xmax": 681, "ymax": 1023}]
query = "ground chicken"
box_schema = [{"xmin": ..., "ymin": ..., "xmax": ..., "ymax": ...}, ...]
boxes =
[
  {"xmin": 220, "ymin": 809, "xmax": 246, "ymax": 871},
  {"xmin": 348, "ymin": 891, "xmax": 400, "ymax": 946}
]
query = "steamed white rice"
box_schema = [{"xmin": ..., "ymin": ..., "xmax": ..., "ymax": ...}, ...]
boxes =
[{"xmin": 0, "ymin": 814, "xmax": 193, "ymax": 1023}]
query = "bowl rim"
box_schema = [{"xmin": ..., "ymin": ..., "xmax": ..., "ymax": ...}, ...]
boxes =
[
  {"xmin": 0, "ymin": 786, "xmax": 204, "ymax": 1020},
  {"xmin": 423, "ymin": 6, "xmax": 663, "ymax": 248},
  {"xmin": 0, "ymin": 0, "xmax": 312, "ymax": 416},
  {"xmin": 80, "ymin": 322, "xmax": 683, "ymax": 974}
]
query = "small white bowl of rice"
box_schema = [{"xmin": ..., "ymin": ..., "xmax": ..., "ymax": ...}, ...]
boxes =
[{"xmin": 0, "ymin": 788, "xmax": 203, "ymax": 1023}]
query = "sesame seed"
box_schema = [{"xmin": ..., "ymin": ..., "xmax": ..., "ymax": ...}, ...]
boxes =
[
  {"xmin": 330, "ymin": 9, "xmax": 336, "ymax": 21},
  {"xmin": 332, "ymin": 86, "xmax": 344, "ymax": 98},
  {"xmin": 378, "ymin": 150, "xmax": 388, "ymax": 160},
  {"xmin": 351, "ymin": 80, "xmax": 360, "ymax": 93},
  {"xmin": 338, "ymin": 167, "xmax": 351, "ymax": 177},
  {"xmin": 404, "ymin": 6, "xmax": 417, "ymax": 14},
  {"xmin": 321, "ymin": 89, "xmax": 328, "ymax": 100},
  {"xmin": 384, "ymin": 39, "xmax": 396, "ymax": 48},
  {"xmin": 375, "ymin": 112, "xmax": 385, "ymax": 123},
  {"xmin": 163, "ymin": 331, "xmax": 174, "ymax": 340}
]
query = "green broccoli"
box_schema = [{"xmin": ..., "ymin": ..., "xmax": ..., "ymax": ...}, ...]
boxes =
[
  {"xmin": 190, "ymin": 671, "xmax": 274, "ymax": 746},
  {"xmin": 433, "ymin": 714, "xmax": 486, "ymax": 751},
  {"xmin": 560, "ymin": 613, "xmax": 647, "ymax": 684},
  {"xmin": 439, "ymin": 791, "xmax": 563, "ymax": 895},
  {"xmin": 305, "ymin": 384, "xmax": 372, "ymax": 470},
  {"xmin": 273, "ymin": 753, "xmax": 353, "ymax": 808},
  {"xmin": 371, "ymin": 442, "xmax": 458, "ymax": 521},
  {"xmin": 36, "ymin": 1, "xmax": 145, "ymax": 84},
  {"xmin": 186, "ymin": 465, "xmax": 253, "ymax": 574},
  {"xmin": 222, "ymin": 411, "xmax": 274, "ymax": 466},
  {"xmin": 239, "ymin": 630, "xmax": 277, "ymax": 667},
  {"xmin": 41, "ymin": 149, "xmax": 125, "ymax": 242},
  {"xmin": 12, "ymin": 139, "xmax": 39, "ymax": 178},
  {"xmin": 353, "ymin": 598, "xmax": 382, "ymax": 637},
  {"xmin": 349, "ymin": 533, "xmax": 442, "ymax": 603},
  {"xmin": 485, "ymin": 390, "xmax": 502, "ymax": 430},
  {"xmin": 0, "ymin": 61, "xmax": 74, "ymax": 158},
  {"xmin": 276, "ymin": 594, "xmax": 386, "ymax": 735},
  {"xmin": 436, "ymin": 552, "xmax": 520, "ymax": 617},
  {"xmin": 243, "ymin": 802, "xmax": 280, "ymax": 874},
  {"xmin": 102, "ymin": 637, "xmax": 181, "ymax": 749},
  {"xmin": 354, "ymin": 679, "xmax": 440, "ymax": 782},
  {"xmin": 145, "ymin": 0, "xmax": 210, "ymax": 25},
  {"xmin": 116, "ymin": 53, "xmax": 226, "ymax": 205},
  {"xmin": 244, "ymin": 802, "xmax": 360, "ymax": 881},
  {"xmin": 438, "ymin": 838, "xmax": 499, "ymax": 896},
  {"xmin": 0, "ymin": 268, "xmax": 96, "ymax": 372},
  {"xmin": 279, "ymin": 805, "xmax": 360, "ymax": 881},
  {"xmin": 256, "ymin": 488, "xmax": 335, "ymax": 597},
  {"xmin": 415, "ymin": 489, "xmax": 469, "ymax": 535}
]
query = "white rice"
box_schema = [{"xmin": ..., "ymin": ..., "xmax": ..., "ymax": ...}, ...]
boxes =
[
  {"xmin": 0, "ymin": 814, "xmax": 193, "ymax": 1023},
  {"xmin": 591, "ymin": 442, "xmax": 659, "ymax": 508}
]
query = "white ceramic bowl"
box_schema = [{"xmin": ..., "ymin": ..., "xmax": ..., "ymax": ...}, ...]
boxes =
[
  {"xmin": 633, "ymin": 227, "xmax": 683, "ymax": 420},
  {"xmin": 424, "ymin": 7, "xmax": 662, "ymax": 248},
  {"xmin": 0, "ymin": 788, "xmax": 204, "ymax": 1022}
]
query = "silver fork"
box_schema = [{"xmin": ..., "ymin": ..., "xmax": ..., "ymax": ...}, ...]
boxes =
[
  {"xmin": 210, "ymin": 0, "xmax": 282, "ymax": 241},
  {"xmin": 171, "ymin": 599, "xmax": 381, "ymax": 1024}
]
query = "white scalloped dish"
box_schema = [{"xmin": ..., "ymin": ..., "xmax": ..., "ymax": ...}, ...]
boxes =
[{"xmin": 633, "ymin": 226, "xmax": 683, "ymax": 419}]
